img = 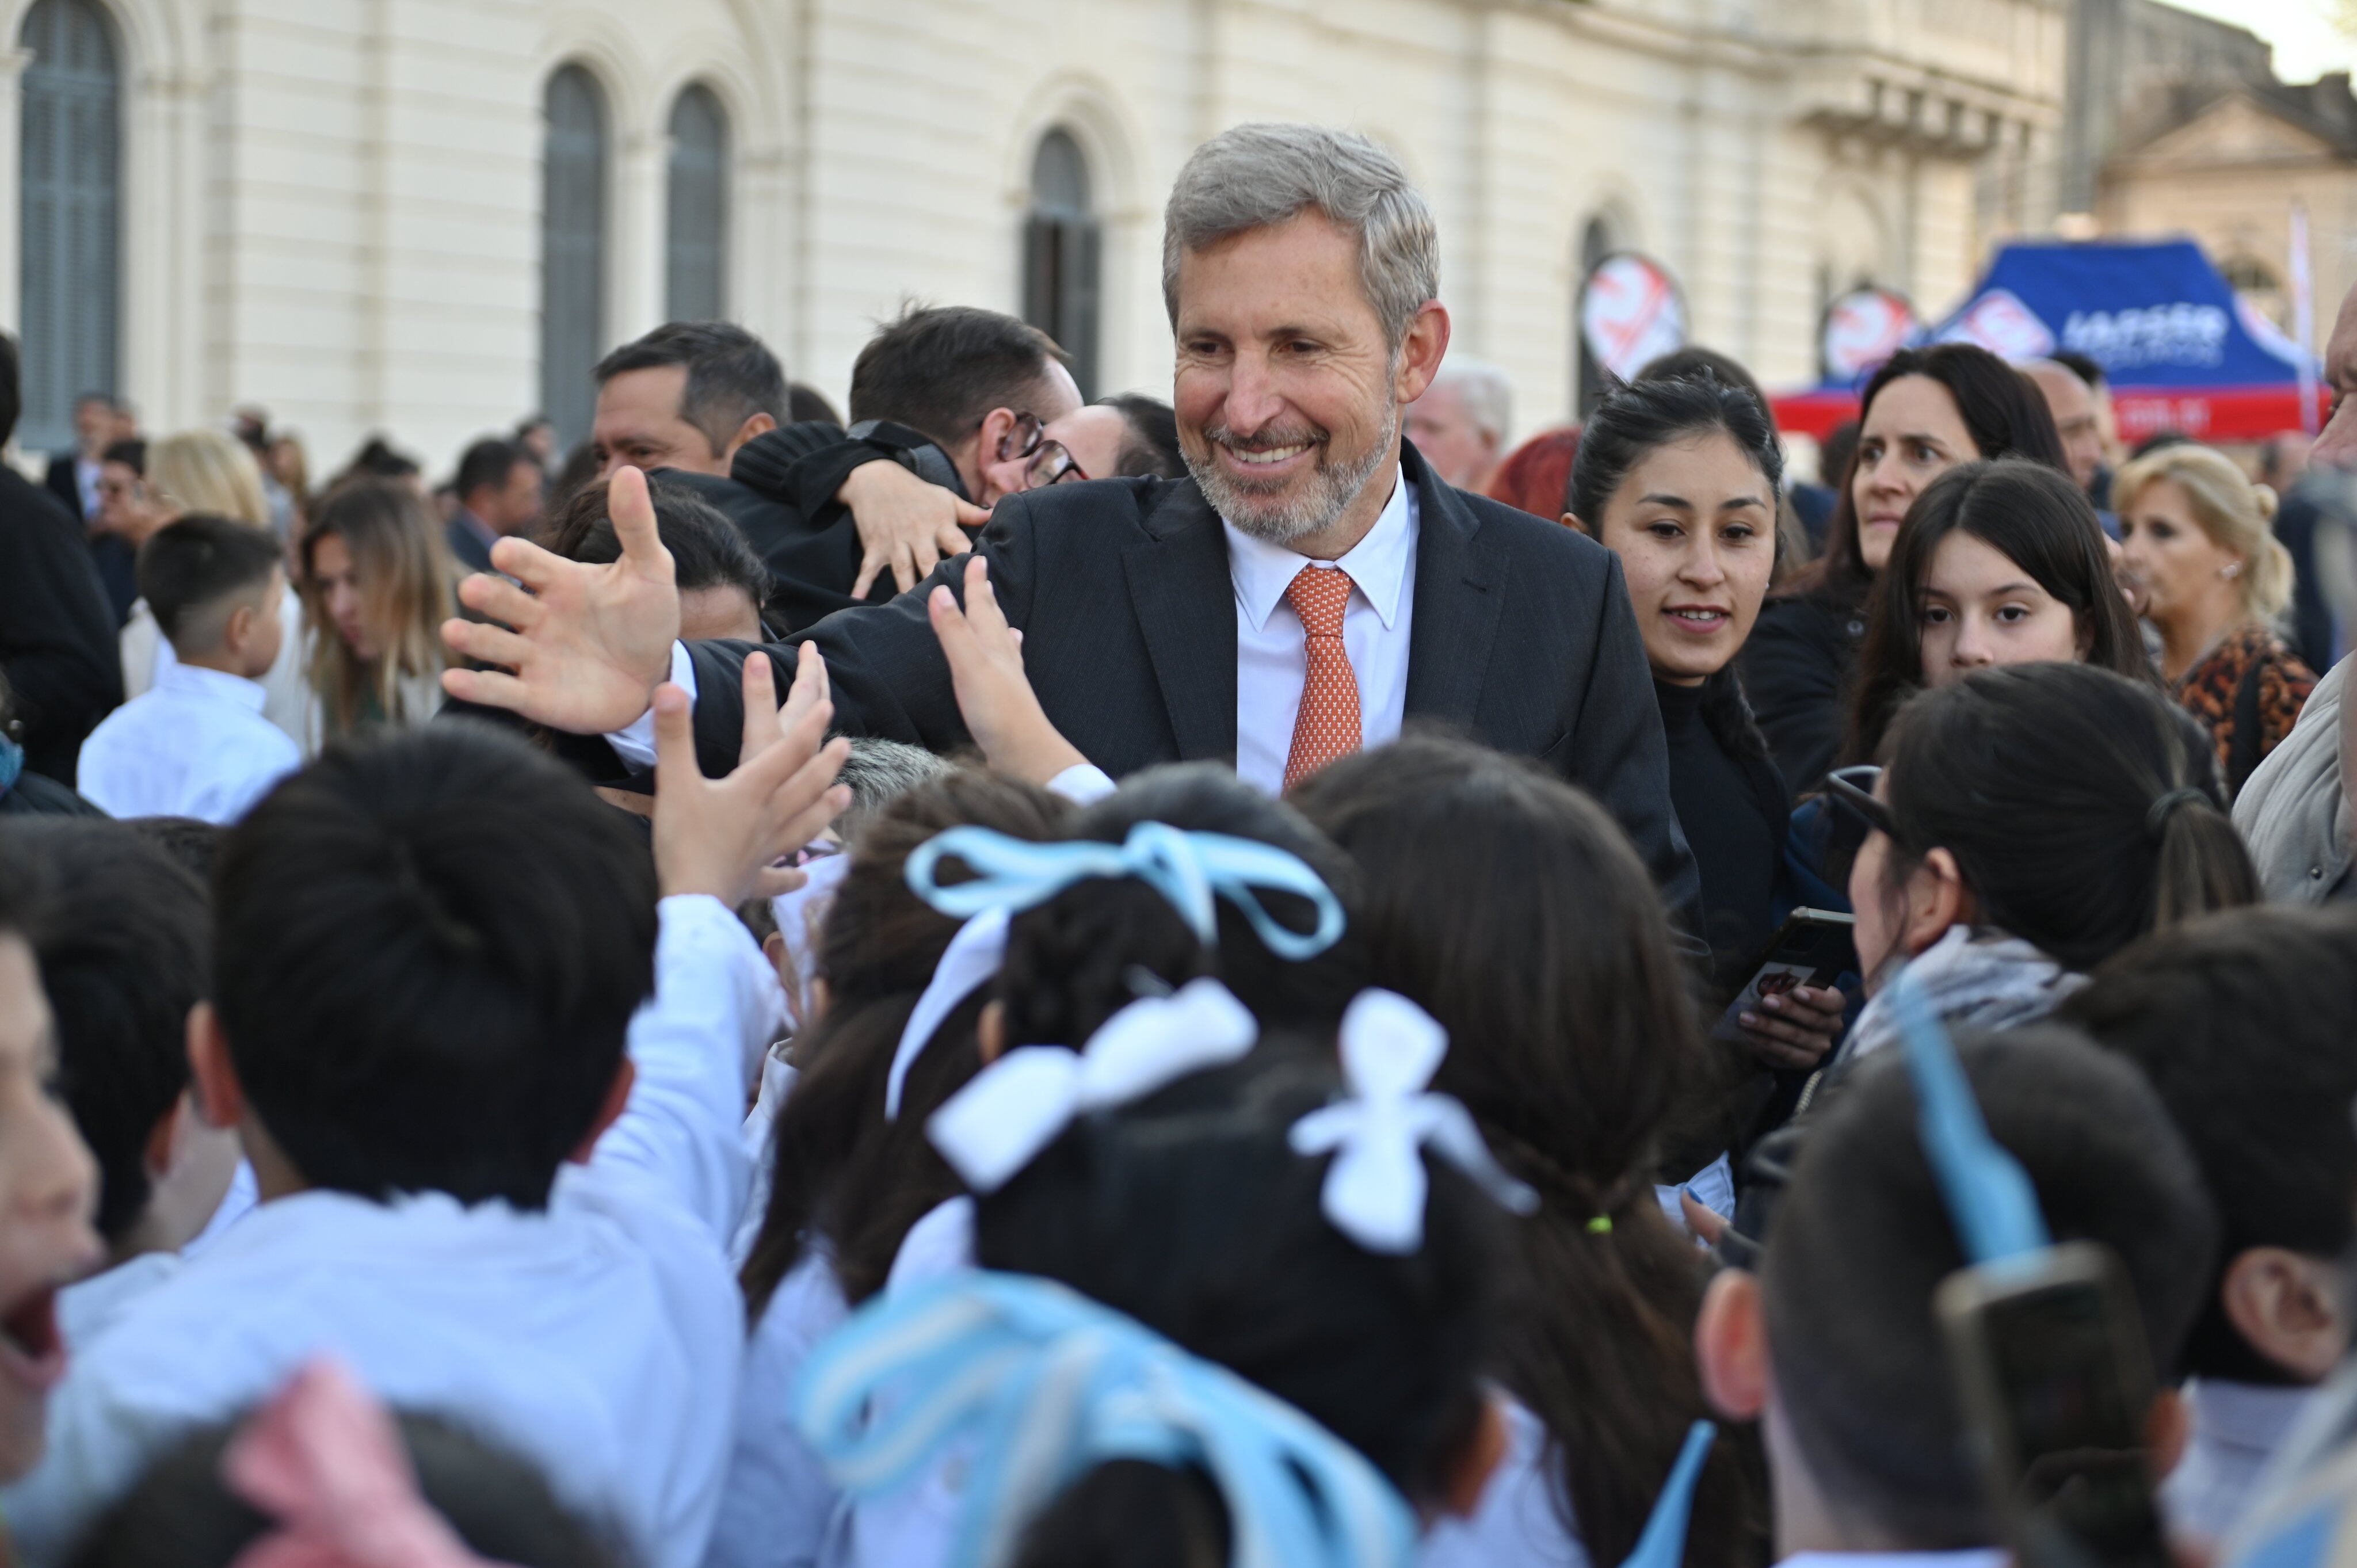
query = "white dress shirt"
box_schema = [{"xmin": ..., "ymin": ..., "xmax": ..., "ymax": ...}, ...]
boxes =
[
  {"xmin": 122, "ymin": 585, "xmax": 316, "ymax": 753},
  {"xmin": 1224, "ymin": 466, "xmax": 1419, "ymax": 795},
  {"xmin": 5, "ymin": 895, "xmax": 782, "ymax": 1568},
  {"xmin": 1421, "ymin": 1394, "xmax": 1591, "ymax": 1568},
  {"xmin": 607, "ymin": 469, "xmax": 1422, "ymax": 797},
  {"xmin": 76, "ymin": 662, "xmax": 303, "ymax": 824}
]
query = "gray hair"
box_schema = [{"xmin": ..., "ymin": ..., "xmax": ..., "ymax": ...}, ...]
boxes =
[
  {"xmin": 834, "ymin": 738, "xmax": 952, "ymax": 842},
  {"xmin": 1161, "ymin": 123, "xmax": 1439, "ymax": 348},
  {"xmin": 1426, "ymin": 358, "xmax": 1513, "ymax": 442}
]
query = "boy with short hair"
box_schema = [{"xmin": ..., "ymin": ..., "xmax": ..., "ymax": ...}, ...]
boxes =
[
  {"xmin": 77, "ymin": 517, "xmax": 298, "ymax": 825},
  {"xmin": 0, "ymin": 820, "xmax": 243, "ymax": 1344},
  {"xmin": 1695, "ymin": 1028, "xmax": 2218, "ymax": 1563},
  {"xmin": 5, "ymin": 665, "xmax": 849, "ymax": 1568},
  {"xmin": 2058, "ymin": 907, "xmax": 2357, "ymax": 1547}
]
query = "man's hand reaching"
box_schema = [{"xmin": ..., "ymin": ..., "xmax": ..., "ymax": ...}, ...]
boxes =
[
  {"xmin": 653, "ymin": 648, "xmax": 851, "ymax": 906},
  {"xmin": 441, "ymin": 465, "xmax": 682, "ymax": 734},
  {"xmin": 841, "ymin": 459, "xmax": 991, "ymax": 598}
]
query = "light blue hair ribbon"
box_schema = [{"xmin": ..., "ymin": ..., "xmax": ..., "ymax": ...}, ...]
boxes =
[
  {"xmin": 1893, "ymin": 970, "xmax": 2051, "ymax": 1266},
  {"xmin": 905, "ymin": 821, "xmax": 1347, "ymax": 963},
  {"xmin": 793, "ymin": 1270, "xmax": 1416, "ymax": 1568},
  {"xmin": 1619, "ymin": 1421, "xmax": 1719, "ymax": 1568}
]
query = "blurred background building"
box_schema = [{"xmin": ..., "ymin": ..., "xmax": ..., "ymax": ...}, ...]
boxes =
[{"xmin": 0, "ymin": 0, "xmax": 2073, "ymax": 468}]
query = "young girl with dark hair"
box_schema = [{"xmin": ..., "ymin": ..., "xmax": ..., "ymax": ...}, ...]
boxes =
[
  {"xmin": 1741, "ymin": 345, "xmax": 2070, "ymax": 796},
  {"xmin": 719, "ymin": 764, "xmax": 1362, "ymax": 1568},
  {"xmin": 1828, "ymin": 661, "xmax": 2260, "ymax": 1063},
  {"xmin": 1566, "ymin": 372, "xmax": 1841, "ymax": 1071},
  {"xmin": 1844, "ymin": 458, "xmax": 2152, "ymax": 766},
  {"xmin": 1292, "ymin": 734, "xmax": 1766, "ymax": 1568}
]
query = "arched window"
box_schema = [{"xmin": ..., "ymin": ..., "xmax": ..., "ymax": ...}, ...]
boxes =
[
  {"xmin": 1573, "ymin": 215, "xmax": 1616, "ymax": 417},
  {"xmin": 1021, "ymin": 128, "xmax": 1099, "ymax": 397},
  {"xmin": 665, "ymin": 85, "xmax": 729, "ymax": 322},
  {"xmin": 540, "ymin": 65, "xmax": 608, "ymax": 450},
  {"xmin": 18, "ymin": 0, "xmax": 119, "ymax": 455}
]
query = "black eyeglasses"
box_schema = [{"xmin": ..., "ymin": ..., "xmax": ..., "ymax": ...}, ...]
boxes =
[
  {"xmin": 996, "ymin": 412, "xmax": 1088, "ymax": 489},
  {"xmin": 1823, "ymin": 765, "xmax": 1895, "ymax": 838}
]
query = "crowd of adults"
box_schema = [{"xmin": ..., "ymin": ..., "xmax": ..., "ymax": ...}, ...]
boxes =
[{"xmin": 0, "ymin": 117, "xmax": 2354, "ymax": 1568}]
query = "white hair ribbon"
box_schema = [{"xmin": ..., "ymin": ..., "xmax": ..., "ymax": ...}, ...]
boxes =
[
  {"xmin": 928, "ymin": 978, "xmax": 1259, "ymax": 1194},
  {"xmin": 883, "ymin": 907, "xmax": 1010, "ymax": 1121},
  {"xmin": 1289, "ymin": 989, "xmax": 1540, "ymax": 1254}
]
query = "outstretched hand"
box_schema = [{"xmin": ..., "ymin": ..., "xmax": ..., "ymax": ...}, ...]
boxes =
[
  {"xmin": 928, "ymin": 555, "xmax": 1086, "ymax": 786},
  {"xmin": 441, "ymin": 466, "xmax": 682, "ymax": 734},
  {"xmin": 841, "ymin": 459, "xmax": 991, "ymax": 598},
  {"xmin": 653, "ymin": 648, "xmax": 851, "ymax": 906}
]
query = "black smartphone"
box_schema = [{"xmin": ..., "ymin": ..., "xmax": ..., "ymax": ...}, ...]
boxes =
[
  {"xmin": 1710, "ymin": 907, "xmax": 1856, "ymax": 1044},
  {"xmin": 1937, "ymin": 1241, "xmax": 2173, "ymax": 1568}
]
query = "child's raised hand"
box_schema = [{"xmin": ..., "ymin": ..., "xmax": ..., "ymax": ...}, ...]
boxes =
[
  {"xmin": 928, "ymin": 556, "xmax": 1088, "ymax": 787},
  {"xmin": 653, "ymin": 651, "xmax": 850, "ymax": 905}
]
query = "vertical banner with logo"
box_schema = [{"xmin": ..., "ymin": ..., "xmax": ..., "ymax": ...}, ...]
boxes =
[
  {"xmin": 1580, "ymin": 253, "xmax": 1687, "ymax": 384},
  {"xmin": 1818, "ymin": 287, "xmax": 1920, "ymax": 384}
]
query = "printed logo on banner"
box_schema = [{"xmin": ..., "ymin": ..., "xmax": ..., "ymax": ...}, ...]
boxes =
[
  {"xmin": 1581, "ymin": 253, "xmax": 1686, "ymax": 381},
  {"xmin": 1935, "ymin": 288, "xmax": 2056, "ymax": 361},
  {"xmin": 1821, "ymin": 288, "xmax": 1919, "ymax": 381},
  {"xmin": 2061, "ymin": 304, "xmax": 2229, "ymax": 370}
]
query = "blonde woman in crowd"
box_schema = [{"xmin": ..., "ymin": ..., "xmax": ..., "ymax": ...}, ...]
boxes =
[
  {"xmin": 295, "ymin": 479, "xmax": 452, "ymax": 745},
  {"xmin": 2114, "ymin": 441, "xmax": 2317, "ymax": 796},
  {"xmin": 119, "ymin": 428, "xmax": 313, "ymax": 749}
]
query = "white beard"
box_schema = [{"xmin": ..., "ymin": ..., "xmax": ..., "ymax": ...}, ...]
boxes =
[{"xmin": 1185, "ymin": 399, "xmax": 1399, "ymax": 547}]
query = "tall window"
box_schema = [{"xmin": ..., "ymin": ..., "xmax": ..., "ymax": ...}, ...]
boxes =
[
  {"xmin": 1573, "ymin": 215, "xmax": 1615, "ymax": 417},
  {"xmin": 19, "ymin": 0, "xmax": 119, "ymax": 455},
  {"xmin": 1021, "ymin": 128, "xmax": 1099, "ymax": 397},
  {"xmin": 540, "ymin": 65, "xmax": 608, "ymax": 451},
  {"xmin": 665, "ymin": 85, "xmax": 728, "ymax": 322}
]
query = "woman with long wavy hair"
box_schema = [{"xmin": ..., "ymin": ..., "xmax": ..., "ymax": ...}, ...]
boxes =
[{"xmin": 296, "ymin": 479, "xmax": 453, "ymax": 745}]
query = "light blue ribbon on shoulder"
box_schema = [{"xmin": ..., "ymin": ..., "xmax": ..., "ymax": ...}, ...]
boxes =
[
  {"xmin": 1618, "ymin": 1420, "xmax": 1718, "ymax": 1568},
  {"xmin": 905, "ymin": 821, "xmax": 1346, "ymax": 962},
  {"xmin": 793, "ymin": 1270, "xmax": 1416, "ymax": 1568},
  {"xmin": 1893, "ymin": 970, "xmax": 2051, "ymax": 1265}
]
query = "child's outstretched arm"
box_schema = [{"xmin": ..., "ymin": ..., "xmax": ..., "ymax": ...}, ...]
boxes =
[{"xmin": 586, "ymin": 650, "xmax": 851, "ymax": 1240}]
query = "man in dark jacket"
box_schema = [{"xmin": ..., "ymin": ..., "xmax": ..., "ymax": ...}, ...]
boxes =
[
  {"xmin": 0, "ymin": 342, "xmax": 123, "ymax": 785},
  {"xmin": 443, "ymin": 125, "xmax": 1699, "ymax": 909}
]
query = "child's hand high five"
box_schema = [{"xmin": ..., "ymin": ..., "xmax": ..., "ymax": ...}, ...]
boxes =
[{"xmin": 652, "ymin": 646, "xmax": 850, "ymax": 906}]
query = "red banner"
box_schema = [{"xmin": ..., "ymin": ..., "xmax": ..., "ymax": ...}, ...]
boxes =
[{"xmin": 1769, "ymin": 384, "xmax": 2331, "ymax": 445}]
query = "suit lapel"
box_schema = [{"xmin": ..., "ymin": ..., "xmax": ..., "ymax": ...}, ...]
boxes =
[
  {"xmin": 1122, "ymin": 483, "xmax": 1239, "ymax": 761},
  {"xmin": 1403, "ymin": 455, "xmax": 1505, "ymax": 724}
]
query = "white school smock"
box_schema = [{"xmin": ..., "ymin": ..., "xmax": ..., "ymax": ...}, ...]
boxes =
[
  {"xmin": 705, "ymin": 1250, "xmax": 851, "ymax": 1568},
  {"xmin": 3, "ymin": 895, "xmax": 780, "ymax": 1568},
  {"xmin": 1421, "ymin": 1395, "xmax": 1591, "ymax": 1568}
]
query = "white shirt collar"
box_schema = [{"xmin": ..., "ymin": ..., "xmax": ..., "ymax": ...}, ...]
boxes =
[
  {"xmin": 155, "ymin": 660, "xmax": 270, "ymax": 712},
  {"xmin": 1222, "ymin": 464, "xmax": 1415, "ymax": 634},
  {"xmin": 1777, "ymin": 1551, "xmax": 2007, "ymax": 1568}
]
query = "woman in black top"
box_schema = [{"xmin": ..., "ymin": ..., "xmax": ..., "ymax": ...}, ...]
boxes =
[
  {"xmin": 1569, "ymin": 373, "xmax": 1841, "ymax": 1073},
  {"xmin": 1740, "ymin": 344, "xmax": 2070, "ymax": 796}
]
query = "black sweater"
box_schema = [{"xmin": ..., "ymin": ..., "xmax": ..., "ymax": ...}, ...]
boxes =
[
  {"xmin": 0, "ymin": 468, "xmax": 123, "ymax": 785},
  {"xmin": 1656, "ymin": 676, "xmax": 1787, "ymax": 990},
  {"xmin": 1738, "ymin": 588, "xmax": 1867, "ymax": 798}
]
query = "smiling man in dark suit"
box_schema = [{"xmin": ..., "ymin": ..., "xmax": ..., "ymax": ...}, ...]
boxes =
[{"xmin": 440, "ymin": 122, "xmax": 1696, "ymax": 903}]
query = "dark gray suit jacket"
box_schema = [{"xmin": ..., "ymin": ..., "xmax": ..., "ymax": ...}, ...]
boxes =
[{"xmin": 681, "ymin": 441, "xmax": 1698, "ymax": 906}]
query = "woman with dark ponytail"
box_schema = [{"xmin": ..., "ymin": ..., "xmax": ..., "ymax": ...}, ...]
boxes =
[
  {"xmin": 1567, "ymin": 371, "xmax": 1843, "ymax": 1072},
  {"xmin": 1828, "ymin": 661, "xmax": 2260, "ymax": 1065},
  {"xmin": 1294, "ymin": 735, "xmax": 1768, "ymax": 1568}
]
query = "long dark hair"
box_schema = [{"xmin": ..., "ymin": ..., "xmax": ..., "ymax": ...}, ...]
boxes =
[
  {"xmin": 740, "ymin": 769, "xmax": 1074, "ymax": 1316},
  {"xmin": 1877, "ymin": 663, "xmax": 2260, "ymax": 972},
  {"xmin": 1568, "ymin": 372, "xmax": 1784, "ymax": 766},
  {"xmin": 981, "ymin": 1048, "xmax": 1504, "ymax": 1567},
  {"xmin": 1790, "ymin": 344, "xmax": 2069, "ymax": 605},
  {"xmin": 1291, "ymin": 735, "xmax": 1767, "ymax": 1568},
  {"xmin": 1845, "ymin": 459, "xmax": 2152, "ymax": 765}
]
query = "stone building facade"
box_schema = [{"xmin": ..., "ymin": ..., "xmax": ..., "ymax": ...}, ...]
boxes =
[{"xmin": 1, "ymin": 0, "xmax": 2065, "ymax": 471}]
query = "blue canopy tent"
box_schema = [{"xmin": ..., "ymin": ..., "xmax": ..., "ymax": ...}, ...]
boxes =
[{"xmin": 1772, "ymin": 239, "xmax": 2322, "ymax": 442}]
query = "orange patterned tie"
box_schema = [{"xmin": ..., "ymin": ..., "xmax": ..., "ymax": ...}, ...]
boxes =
[{"xmin": 1282, "ymin": 564, "xmax": 1362, "ymax": 792}]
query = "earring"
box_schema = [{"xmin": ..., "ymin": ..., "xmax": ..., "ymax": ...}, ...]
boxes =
[{"xmin": 2221, "ymin": 562, "xmax": 2244, "ymax": 580}]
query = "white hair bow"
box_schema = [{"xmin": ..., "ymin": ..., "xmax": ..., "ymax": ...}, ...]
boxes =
[
  {"xmin": 1290, "ymin": 990, "xmax": 1540, "ymax": 1254},
  {"xmin": 928, "ymin": 978, "xmax": 1260, "ymax": 1194}
]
